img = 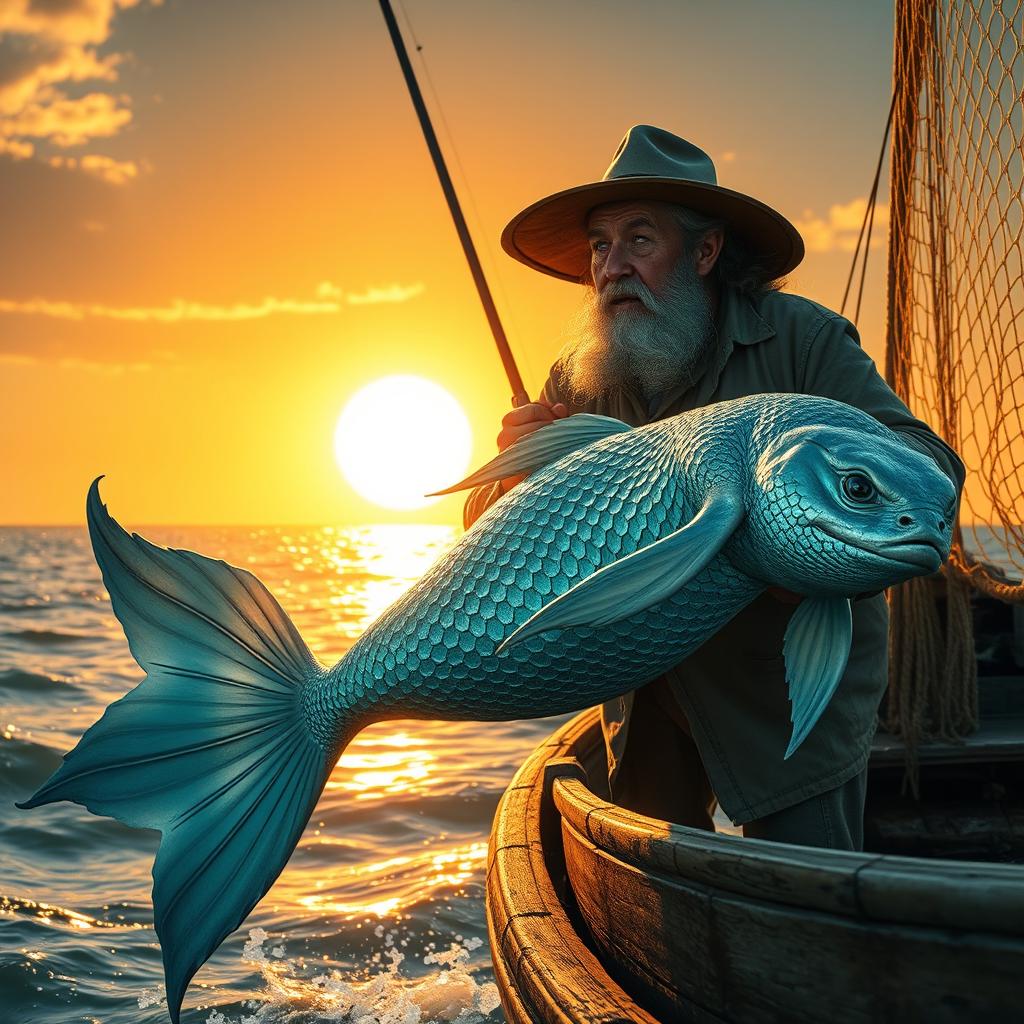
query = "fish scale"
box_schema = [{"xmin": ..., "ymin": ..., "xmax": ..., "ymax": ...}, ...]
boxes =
[
  {"xmin": 305, "ymin": 397, "xmax": 786, "ymax": 739},
  {"xmin": 318, "ymin": 425, "xmax": 698, "ymax": 727},
  {"xmin": 19, "ymin": 392, "xmax": 957, "ymax": 1024}
]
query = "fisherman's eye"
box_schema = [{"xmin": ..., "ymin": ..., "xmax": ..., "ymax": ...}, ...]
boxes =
[{"xmin": 841, "ymin": 474, "xmax": 877, "ymax": 503}]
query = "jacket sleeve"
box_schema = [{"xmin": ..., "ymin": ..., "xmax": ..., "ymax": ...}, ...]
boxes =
[
  {"xmin": 799, "ymin": 314, "xmax": 966, "ymax": 497},
  {"xmin": 462, "ymin": 369, "xmax": 567, "ymax": 529}
]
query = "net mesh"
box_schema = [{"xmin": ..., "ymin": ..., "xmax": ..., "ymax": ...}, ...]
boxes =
[
  {"xmin": 884, "ymin": 0, "xmax": 1023, "ymax": 767},
  {"xmin": 888, "ymin": 0, "xmax": 1024, "ymax": 595}
]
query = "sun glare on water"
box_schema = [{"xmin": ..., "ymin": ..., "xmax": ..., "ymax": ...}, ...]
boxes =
[{"xmin": 334, "ymin": 376, "xmax": 473, "ymax": 510}]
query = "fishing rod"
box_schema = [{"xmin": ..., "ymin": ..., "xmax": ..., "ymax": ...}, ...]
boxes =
[{"xmin": 377, "ymin": 0, "xmax": 529, "ymax": 407}]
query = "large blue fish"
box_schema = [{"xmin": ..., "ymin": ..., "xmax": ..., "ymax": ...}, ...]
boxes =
[{"xmin": 20, "ymin": 393, "xmax": 955, "ymax": 1022}]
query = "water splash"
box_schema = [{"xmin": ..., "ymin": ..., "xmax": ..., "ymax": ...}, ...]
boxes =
[
  {"xmin": 138, "ymin": 985, "xmax": 166, "ymax": 1009},
  {"xmin": 195, "ymin": 928, "xmax": 499, "ymax": 1024}
]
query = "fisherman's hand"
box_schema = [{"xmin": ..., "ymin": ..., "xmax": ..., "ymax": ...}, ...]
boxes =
[{"xmin": 497, "ymin": 400, "xmax": 569, "ymax": 491}]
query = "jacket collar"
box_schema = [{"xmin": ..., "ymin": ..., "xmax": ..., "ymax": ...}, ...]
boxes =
[{"xmin": 721, "ymin": 286, "xmax": 776, "ymax": 348}]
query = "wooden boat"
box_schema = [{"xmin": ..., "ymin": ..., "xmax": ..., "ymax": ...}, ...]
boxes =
[{"xmin": 486, "ymin": 698, "xmax": 1024, "ymax": 1023}]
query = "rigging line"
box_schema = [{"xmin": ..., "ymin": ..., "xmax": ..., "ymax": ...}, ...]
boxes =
[
  {"xmin": 841, "ymin": 83, "xmax": 900, "ymax": 319},
  {"xmin": 394, "ymin": 0, "xmax": 537, "ymax": 392},
  {"xmin": 854, "ymin": 184, "xmax": 878, "ymax": 324}
]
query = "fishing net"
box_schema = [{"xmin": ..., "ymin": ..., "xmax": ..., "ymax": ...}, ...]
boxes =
[{"xmin": 884, "ymin": 0, "xmax": 1023, "ymax": 769}]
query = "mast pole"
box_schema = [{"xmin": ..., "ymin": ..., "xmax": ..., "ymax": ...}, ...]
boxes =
[{"xmin": 378, "ymin": 0, "xmax": 528, "ymax": 406}]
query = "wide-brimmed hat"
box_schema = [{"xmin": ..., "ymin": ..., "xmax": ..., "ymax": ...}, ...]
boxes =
[{"xmin": 501, "ymin": 125, "xmax": 804, "ymax": 284}]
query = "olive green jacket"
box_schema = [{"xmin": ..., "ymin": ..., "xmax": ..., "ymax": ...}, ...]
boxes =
[{"xmin": 464, "ymin": 287, "xmax": 965, "ymax": 823}]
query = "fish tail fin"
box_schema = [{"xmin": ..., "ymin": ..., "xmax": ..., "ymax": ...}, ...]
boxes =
[{"xmin": 18, "ymin": 479, "xmax": 353, "ymax": 1023}]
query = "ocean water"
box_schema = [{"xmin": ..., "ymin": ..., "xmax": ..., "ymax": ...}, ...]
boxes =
[
  {"xmin": 4, "ymin": 521, "xmax": 1020, "ymax": 1024},
  {"xmin": 0, "ymin": 524, "xmax": 573, "ymax": 1024}
]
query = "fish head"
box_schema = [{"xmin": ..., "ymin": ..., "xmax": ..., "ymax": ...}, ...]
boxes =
[{"xmin": 744, "ymin": 424, "xmax": 958, "ymax": 596}]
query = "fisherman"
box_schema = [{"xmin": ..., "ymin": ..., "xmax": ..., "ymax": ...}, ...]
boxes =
[{"xmin": 464, "ymin": 125, "xmax": 965, "ymax": 850}]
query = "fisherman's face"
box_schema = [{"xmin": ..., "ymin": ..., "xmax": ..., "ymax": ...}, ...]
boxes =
[
  {"xmin": 557, "ymin": 200, "xmax": 718, "ymax": 402},
  {"xmin": 587, "ymin": 200, "xmax": 688, "ymax": 297}
]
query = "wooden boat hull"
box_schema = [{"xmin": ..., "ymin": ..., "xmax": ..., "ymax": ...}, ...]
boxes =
[
  {"xmin": 487, "ymin": 708, "xmax": 1024, "ymax": 1023},
  {"xmin": 486, "ymin": 712, "xmax": 661, "ymax": 1023}
]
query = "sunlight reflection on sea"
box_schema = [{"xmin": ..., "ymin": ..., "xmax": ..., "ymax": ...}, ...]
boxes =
[
  {"xmin": 4, "ymin": 522, "xmax": 1015, "ymax": 1023},
  {"xmin": 0, "ymin": 524, "xmax": 570, "ymax": 1024}
]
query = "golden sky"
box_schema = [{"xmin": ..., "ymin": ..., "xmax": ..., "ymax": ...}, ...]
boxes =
[{"xmin": 0, "ymin": 0, "xmax": 897, "ymax": 525}]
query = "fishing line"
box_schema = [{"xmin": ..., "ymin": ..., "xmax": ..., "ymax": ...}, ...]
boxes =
[{"xmin": 395, "ymin": 0, "xmax": 538, "ymax": 390}]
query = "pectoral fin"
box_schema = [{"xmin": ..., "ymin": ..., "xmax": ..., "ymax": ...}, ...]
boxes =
[
  {"xmin": 430, "ymin": 413, "xmax": 631, "ymax": 495},
  {"xmin": 782, "ymin": 597, "xmax": 853, "ymax": 759},
  {"xmin": 497, "ymin": 489, "xmax": 743, "ymax": 653}
]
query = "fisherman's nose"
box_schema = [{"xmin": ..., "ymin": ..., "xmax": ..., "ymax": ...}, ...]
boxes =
[{"xmin": 602, "ymin": 245, "xmax": 634, "ymax": 283}]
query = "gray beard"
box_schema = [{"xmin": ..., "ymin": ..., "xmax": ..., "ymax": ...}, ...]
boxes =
[{"xmin": 558, "ymin": 257, "xmax": 717, "ymax": 404}]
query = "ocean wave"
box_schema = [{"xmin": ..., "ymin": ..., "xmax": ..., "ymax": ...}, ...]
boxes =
[
  {"xmin": 0, "ymin": 600, "xmax": 68, "ymax": 613},
  {"xmin": 4, "ymin": 629, "xmax": 94, "ymax": 646},
  {"xmin": 0, "ymin": 669, "xmax": 83, "ymax": 695},
  {"xmin": 1, "ymin": 736, "xmax": 62, "ymax": 790},
  {"xmin": 0, "ymin": 935, "xmax": 156, "ymax": 1024},
  {"xmin": 0, "ymin": 895, "xmax": 131, "ymax": 932}
]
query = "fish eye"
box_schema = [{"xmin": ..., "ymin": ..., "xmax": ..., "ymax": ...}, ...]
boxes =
[{"xmin": 842, "ymin": 473, "xmax": 877, "ymax": 504}]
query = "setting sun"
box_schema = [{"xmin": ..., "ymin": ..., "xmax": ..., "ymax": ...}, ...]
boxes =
[{"xmin": 334, "ymin": 376, "xmax": 474, "ymax": 511}]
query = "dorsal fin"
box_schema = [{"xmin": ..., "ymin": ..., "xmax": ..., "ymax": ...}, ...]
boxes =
[{"xmin": 430, "ymin": 413, "xmax": 631, "ymax": 495}]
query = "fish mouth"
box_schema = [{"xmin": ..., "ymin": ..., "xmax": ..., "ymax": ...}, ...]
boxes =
[
  {"xmin": 813, "ymin": 524, "xmax": 946, "ymax": 572},
  {"xmin": 874, "ymin": 538, "xmax": 946, "ymax": 571}
]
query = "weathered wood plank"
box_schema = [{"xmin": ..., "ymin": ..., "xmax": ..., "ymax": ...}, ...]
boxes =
[
  {"xmin": 709, "ymin": 889, "xmax": 1024, "ymax": 1023},
  {"xmin": 555, "ymin": 776, "xmax": 873, "ymax": 915},
  {"xmin": 854, "ymin": 856, "xmax": 1024, "ymax": 932},
  {"xmin": 563, "ymin": 819, "xmax": 725, "ymax": 1020},
  {"xmin": 485, "ymin": 896, "xmax": 539, "ymax": 1024},
  {"xmin": 564, "ymin": 823, "xmax": 1024, "ymax": 1023},
  {"xmin": 553, "ymin": 778, "xmax": 1024, "ymax": 934},
  {"xmin": 486, "ymin": 709, "xmax": 659, "ymax": 1023},
  {"xmin": 491, "ymin": 706, "xmax": 1024, "ymax": 1024},
  {"xmin": 870, "ymin": 715, "xmax": 1024, "ymax": 764}
]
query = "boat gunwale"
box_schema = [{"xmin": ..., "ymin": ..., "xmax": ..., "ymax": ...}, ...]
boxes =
[
  {"xmin": 551, "ymin": 712, "xmax": 1024, "ymax": 937},
  {"xmin": 485, "ymin": 711, "xmax": 661, "ymax": 1024}
]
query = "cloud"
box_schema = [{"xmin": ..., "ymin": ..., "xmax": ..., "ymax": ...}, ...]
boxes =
[
  {"xmin": 0, "ymin": 37, "xmax": 120, "ymax": 115},
  {"xmin": 316, "ymin": 280, "xmax": 343, "ymax": 299},
  {"xmin": 0, "ymin": 350, "xmax": 162, "ymax": 373},
  {"xmin": 0, "ymin": 296, "xmax": 341, "ymax": 322},
  {"xmin": 0, "ymin": 1, "xmax": 158, "ymax": 179},
  {"xmin": 2, "ymin": 90, "xmax": 131, "ymax": 146},
  {"xmin": 346, "ymin": 282, "xmax": 426, "ymax": 305},
  {"xmin": 0, "ymin": 282, "xmax": 425, "ymax": 322},
  {"xmin": 0, "ymin": 351, "xmax": 36, "ymax": 366},
  {"xmin": 793, "ymin": 197, "xmax": 890, "ymax": 254},
  {"xmin": 48, "ymin": 151, "xmax": 137, "ymax": 184},
  {"xmin": 0, "ymin": 134, "xmax": 32, "ymax": 158},
  {"xmin": 0, "ymin": 1, "xmax": 154, "ymax": 47}
]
